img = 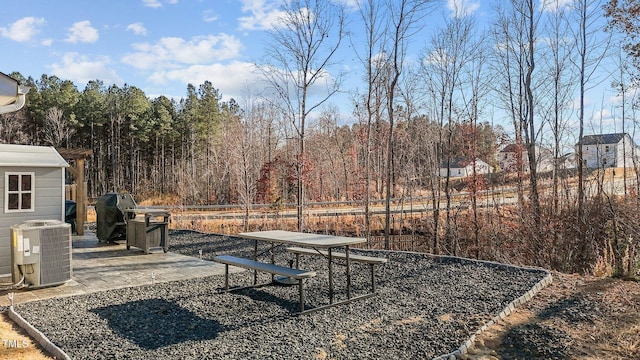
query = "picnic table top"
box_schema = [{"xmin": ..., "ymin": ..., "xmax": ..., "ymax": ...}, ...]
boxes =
[{"xmin": 238, "ymin": 230, "xmax": 366, "ymax": 248}]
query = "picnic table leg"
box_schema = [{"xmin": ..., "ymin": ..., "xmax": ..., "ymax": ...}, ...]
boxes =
[
  {"xmin": 299, "ymin": 279, "xmax": 304, "ymax": 313},
  {"xmin": 346, "ymin": 245, "xmax": 351, "ymax": 300},
  {"xmin": 270, "ymin": 242, "xmax": 275, "ymax": 282},
  {"xmin": 253, "ymin": 239, "xmax": 258, "ymax": 285},
  {"xmin": 370, "ymin": 264, "xmax": 376, "ymax": 293},
  {"xmin": 328, "ymin": 247, "xmax": 333, "ymax": 304},
  {"xmin": 224, "ymin": 264, "xmax": 229, "ymax": 291}
]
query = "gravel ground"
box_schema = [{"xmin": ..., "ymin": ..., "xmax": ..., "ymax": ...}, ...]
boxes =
[
  {"xmin": 467, "ymin": 271, "xmax": 640, "ymax": 360},
  {"xmin": 14, "ymin": 230, "xmax": 547, "ymax": 360}
]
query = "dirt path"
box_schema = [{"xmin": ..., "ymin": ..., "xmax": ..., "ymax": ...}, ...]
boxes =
[
  {"xmin": 466, "ymin": 272, "xmax": 640, "ymax": 360},
  {"xmin": 0, "ymin": 313, "xmax": 52, "ymax": 360}
]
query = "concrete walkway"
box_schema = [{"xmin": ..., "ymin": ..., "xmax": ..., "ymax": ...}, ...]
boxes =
[{"xmin": 0, "ymin": 232, "xmax": 229, "ymax": 307}]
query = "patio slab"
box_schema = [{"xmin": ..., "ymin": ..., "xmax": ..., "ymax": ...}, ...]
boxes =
[{"xmin": 0, "ymin": 232, "xmax": 233, "ymax": 307}]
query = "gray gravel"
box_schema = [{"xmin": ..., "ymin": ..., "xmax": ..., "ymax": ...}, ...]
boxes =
[{"xmin": 14, "ymin": 230, "xmax": 547, "ymax": 359}]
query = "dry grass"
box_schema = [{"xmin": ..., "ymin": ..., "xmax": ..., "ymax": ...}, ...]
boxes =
[
  {"xmin": 86, "ymin": 207, "xmax": 96, "ymax": 223},
  {"xmin": 0, "ymin": 313, "xmax": 52, "ymax": 359},
  {"xmin": 138, "ymin": 194, "xmax": 181, "ymax": 206},
  {"xmin": 469, "ymin": 273, "xmax": 640, "ymax": 360}
]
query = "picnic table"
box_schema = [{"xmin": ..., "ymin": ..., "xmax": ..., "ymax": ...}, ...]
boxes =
[
  {"xmin": 214, "ymin": 230, "xmax": 387, "ymax": 313},
  {"xmin": 238, "ymin": 230, "xmax": 373, "ymax": 311}
]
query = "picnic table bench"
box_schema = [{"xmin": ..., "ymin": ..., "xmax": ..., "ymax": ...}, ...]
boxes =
[
  {"xmin": 286, "ymin": 247, "xmax": 387, "ymax": 293},
  {"xmin": 213, "ymin": 255, "xmax": 316, "ymax": 313}
]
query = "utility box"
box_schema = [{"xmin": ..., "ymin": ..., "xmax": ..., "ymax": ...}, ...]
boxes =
[
  {"xmin": 11, "ymin": 220, "xmax": 72, "ymax": 287},
  {"xmin": 126, "ymin": 210, "xmax": 170, "ymax": 254}
]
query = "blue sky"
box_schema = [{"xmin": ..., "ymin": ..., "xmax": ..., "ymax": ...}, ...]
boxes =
[
  {"xmin": 0, "ymin": 0, "xmax": 492, "ymax": 102},
  {"xmin": 0, "ymin": 0, "xmax": 279, "ymax": 101},
  {"xmin": 0, "ymin": 0, "xmax": 632, "ymax": 144}
]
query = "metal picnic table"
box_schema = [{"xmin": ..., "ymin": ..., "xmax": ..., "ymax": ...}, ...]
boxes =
[{"xmin": 238, "ymin": 230, "xmax": 369, "ymax": 310}]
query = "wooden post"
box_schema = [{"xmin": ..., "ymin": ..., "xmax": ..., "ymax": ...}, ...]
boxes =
[
  {"xmin": 76, "ymin": 157, "xmax": 86, "ymax": 235},
  {"xmin": 57, "ymin": 148, "xmax": 92, "ymax": 236}
]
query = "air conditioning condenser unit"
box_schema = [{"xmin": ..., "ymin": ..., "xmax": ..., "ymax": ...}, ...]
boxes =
[{"xmin": 11, "ymin": 220, "xmax": 72, "ymax": 287}]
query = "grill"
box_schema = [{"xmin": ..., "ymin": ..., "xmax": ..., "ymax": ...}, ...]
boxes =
[
  {"xmin": 95, "ymin": 192, "xmax": 137, "ymax": 242},
  {"xmin": 95, "ymin": 192, "xmax": 171, "ymax": 253}
]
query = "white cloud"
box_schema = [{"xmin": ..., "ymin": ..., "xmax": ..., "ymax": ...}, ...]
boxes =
[
  {"xmin": 122, "ymin": 34, "xmax": 243, "ymax": 70},
  {"xmin": 41, "ymin": 38, "xmax": 53, "ymax": 46},
  {"xmin": 49, "ymin": 52, "xmax": 122, "ymax": 85},
  {"xmin": 147, "ymin": 61, "xmax": 259, "ymax": 100},
  {"xmin": 142, "ymin": 0, "xmax": 178, "ymax": 8},
  {"xmin": 332, "ymin": 0, "xmax": 359, "ymax": 11},
  {"xmin": 0, "ymin": 17, "xmax": 46, "ymax": 42},
  {"xmin": 142, "ymin": 0, "xmax": 162, "ymax": 8},
  {"xmin": 238, "ymin": 0, "xmax": 286, "ymax": 31},
  {"xmin": 592, "ymin": 108, "xmax": 612, "ymax": 122},
  {"xmin": 203, "ymin": 10, "xmax": 219, "ymax": 23},
  {"xmin": 541, "ymin": 0, "xmax": 573, "ymax": 12},
  {"xmin": 127, "ymin": 23, "xmax": 147, "ymax": 36},
  {"xmin": 447, "ymin": 0, "xmax": 480, "ymax": 17},
  {"xmin": 65, "ymin": 21, "xmax": 99, "ymax": 43},
  {"xmin": 424, "ymin": 49, "xmax": 450, "ymax": 67}
]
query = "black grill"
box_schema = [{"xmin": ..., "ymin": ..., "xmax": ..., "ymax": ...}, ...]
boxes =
[{"xmin": 95, "ymin": 192, "xmax": 137, "ymax": 242}]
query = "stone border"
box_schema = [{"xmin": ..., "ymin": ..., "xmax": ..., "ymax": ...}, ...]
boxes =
[
  {"xmin": 423, "ymin": 255, "xmax": 554, "ymax": 360},
  {"xmin": 352, "ymin": 249, "xmax": 553, "ymax": 360},
  {"xmin": 188, "ymin": 232, "xmax": 555, "ymax": 359},
  {"xmin": 6, "ymin": 306, "xmax": 71, "ymax": 360}
]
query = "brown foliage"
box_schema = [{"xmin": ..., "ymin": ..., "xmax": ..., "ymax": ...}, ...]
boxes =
[
  {"xmin": 431, "ymin": 194, "xmax": 640, "ymax": 276},
  {"xmin": 606, "ymin": 0, "xmax": 640, "ymax": 68}
]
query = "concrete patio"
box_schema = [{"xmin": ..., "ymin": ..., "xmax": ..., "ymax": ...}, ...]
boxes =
[{"xmin": 0, "ymin": 232, "xmax": 230, "ymax": 307}]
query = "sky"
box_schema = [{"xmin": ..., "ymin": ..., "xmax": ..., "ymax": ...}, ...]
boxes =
[
  {"xmin": 0, "ymin": 0, "xmax": 283, "ymax": 102},
  {"xmin": 0, "ymin": 0, "xmax": 633, "ymax": 144}
]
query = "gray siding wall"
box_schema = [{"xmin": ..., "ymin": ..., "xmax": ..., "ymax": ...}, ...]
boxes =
[{"xmin": 0, "ymin": 166, "xmax": 64, "ymax": 275}]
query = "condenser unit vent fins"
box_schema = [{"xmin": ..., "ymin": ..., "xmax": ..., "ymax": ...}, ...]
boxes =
[{"xmin": 40, "ymin": 226, "xmax": 71, "ymax": 285}]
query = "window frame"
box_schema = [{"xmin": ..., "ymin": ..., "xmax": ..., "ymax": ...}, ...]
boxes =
[{"xmin": 5, "ymin": 172, "xmax": 35, "ymax": 213}]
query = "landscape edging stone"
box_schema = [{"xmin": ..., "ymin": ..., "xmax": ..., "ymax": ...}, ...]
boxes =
[{"xmin": 7, "ymin": 305, "xmax": 71, "ymax": 360}]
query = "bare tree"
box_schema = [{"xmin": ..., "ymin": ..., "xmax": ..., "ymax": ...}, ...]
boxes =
[
  {"xmin": 421, "ymin": 8, "xmax": 477, "ymax": 254},
  {"xmin": 0, "ymin": 111, "xmax": 29, "ymax": 144},
  {"xmin": 227, "ymin": 91, "xmax": 269, "ymax": 231},
  {"xmin": 43, "ymin": 106, "xmax": 75, "ymax": 147},
  {"xmin": 572, "ymin": 0, "xmax": 611, "ymax": 223},
  {"xmin": 354, "ymin": 0, "xmax": 386, "ymax": 243},
  {"xmin": 541, "ymin": 1, "xmax": 576, "ymax": 213},
  {"xmin": 492, "ymin": 0, "xmax": 544, "ymax": 230},
  {"xmin": 382, "ymin": 0, "xmax": 435, "ymax": 249},
  {"xmin": 260, "ymin": 0, "xmax": 345, "ymax": 232}
]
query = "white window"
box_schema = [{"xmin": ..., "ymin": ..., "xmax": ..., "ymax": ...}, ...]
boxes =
[{"xmin": 5, "ymin": 172, "xmax": 35, "ymax": 212}]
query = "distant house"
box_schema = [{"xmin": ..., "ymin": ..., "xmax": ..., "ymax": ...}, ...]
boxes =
[
  {"xmin": 440, "ymin": 158, "xmax": 492, "ymax": 178},
  {"xmin": 498, "ymin": 144, "xmax": 527, "ymax": 173},
  {"xmin": 498, "ymin": 143, "xmax": 554, "ymax": 173},
  {"xmin": 575, "ymin": 133, "xmax": 639, "ymax": 169},
  {"xmin": 0, "ymin": 144, "xmax": 69, "ymax": 275}
]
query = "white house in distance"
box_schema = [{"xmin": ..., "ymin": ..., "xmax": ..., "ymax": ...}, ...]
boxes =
[
  {"xmin": 440, "ymin": 158, "xmax": 492, "ymax": 178},
  {"xmin": 498, "ymin": 143, "xmax": 554, "ymax": 173},
  {"xmin": 0, "ymin": 144, "xmax": 69, "ymax": 276},
  {"xmin": 575, "ymin": 133, "xmax": 639, "ymax": 169}
]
